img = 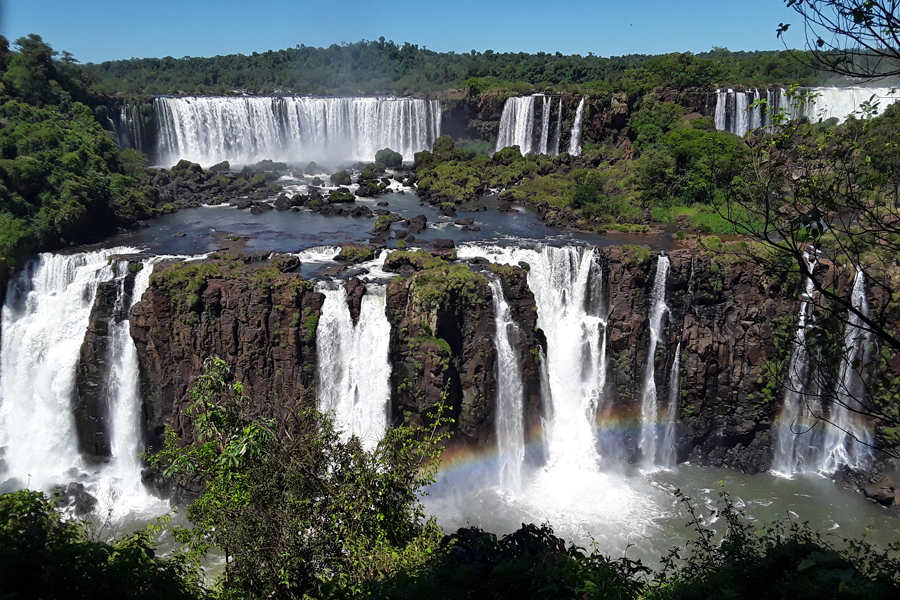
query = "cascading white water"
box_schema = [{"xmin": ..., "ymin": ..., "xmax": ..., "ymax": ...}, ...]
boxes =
[
  {"xmin": 553, "ymin": 98, "xmax": 563, "ymax": 155},
  {"xmin": 0, "ymin": 248, "xmax": 138, "ymax": 492},
  {"xmin": 659, "ymin": 342, "xmax": 681, "ymax": 469},
  {"xmin": 771, "ymin": 253, "xmax": 821, "ymax": 476},
  {"xmin": 539, "ymin": 96, "xmax": 551, "ymax": 156},
  {"xmin": 714, "ymin": 89, "xmax": 729, "ymax": 132},
  {"xmin": 749, "ymin": 89, "xmax": 763, "ymax": 131},
  {"xmin": 734, "ymin": 92, "xmax": 750, "ymax": 138},
  {"xmin": 639, "ymin": 255, "xmax": 670, "ymax": 468},
  {"xmin": 457, "ymin": 245, "xmax": 607, "ymax": 470},
  {"xmin": 98, "ymin": 257, "xmax": 169, "ymax": 513},
  {"xmin": 495, "ymin": 95, "xmax": 537, "ymax": 155},
  {"xmin": 568, "ymin": 98, "xmax": 585, "ymax": 156},
  {"xmin": 488, "ymin": 278, "xmax": 526, "ymax": 491},
  {"xmin": 155, "ymin": 96, "xmax": 441, "ymax": 166},
  {"xmin": 715, "ymin": 87, "xmax": 900, "ymax": 136},
  {"xmin": 819, "ymin": 267, "xmax": 873, "ymax": 473},
  {"xmin": 315, "ymin": 283, "xmax": 392, "ymax": 451}
]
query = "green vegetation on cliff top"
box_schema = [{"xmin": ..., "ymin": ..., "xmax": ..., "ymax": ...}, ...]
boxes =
[{"xmin": 86, "ymin": 39, "xmax": 823, "ymax": 96}]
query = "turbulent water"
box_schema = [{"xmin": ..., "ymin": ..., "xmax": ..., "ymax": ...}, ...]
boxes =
[
  {"xmin": 315, "ymin": 283, "xmax": 392, "ymax": 450},
  {"xmin": 714, "ymin": 86, "xmax": 900, "ymax": 136},
  {"xmin": 153, "ymin": 95, "xmax": 441, "ymax": 166}
]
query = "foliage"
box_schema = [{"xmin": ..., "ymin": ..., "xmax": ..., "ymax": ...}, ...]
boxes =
[
  {"xmin": 0, "ymin": 489, "xmax": 204, "ymax": 600},
  {"xmin": 648, "ymin": 489, "xmax": 900, "ymax": 600},
  {"xmin": 339, "ymin": 523, "xmax": 649, "ymax": 600},
  {"xmin": 152, "ymin": 357, "xmax": 447, "ymax": 599},
  {"xmin": 0, "ymin": 34, "xmax": 165, "ymax": 284},
  {"xmin": 82, "ymin": 38, "xmax": 822, "ymax": 96}
]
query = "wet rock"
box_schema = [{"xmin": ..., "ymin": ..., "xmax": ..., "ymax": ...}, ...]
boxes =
[
  {"xmin": 433, "ymin": 238, "xmax": 455, "ymax": 250},
  {"xmin": 454, "ymin": 218, "xmax": 475, "ymax": 226},
  {"xmin": 345, "ymin": 278, "xmax": 366, "ymax": 325},
  {"xmin": 376, "ymin": 201, "xmax": 389, "ymax": 207}
]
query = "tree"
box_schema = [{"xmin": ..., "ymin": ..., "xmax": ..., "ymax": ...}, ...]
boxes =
[
  {"xmin": 719, "ymin": 97, "xmax": 900, "ymax": 460},
  {"xmin": 778, "ymin": 0, "xmax": 900, "ymax": 79},
  {"xmin": 153, "ymin": 357, "xmax": 447, "ymax": 599},
  {"xmin": 0, "ymin": 489, "xmax": 204, "ymax": 600}
]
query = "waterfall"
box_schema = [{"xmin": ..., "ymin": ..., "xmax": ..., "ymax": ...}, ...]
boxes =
[
  {"xmin": 820, "ymin": 267, "xmax": 873, "ymax": 473},
  {"xmin": 568, "ymin": 98, "xmax": 585, "ymax": 156},
  {"xmin": 714, "ymin": 89, "xmax": 728, "ymax": 132},
  {"xmin": 734, "ymin": 92, "xmax": 750, "ymax": 138},
  {"xmin": 659, "ymin": 342, "xmax": 681, "ymax": 468},
  {"xmin": 495, "ymin": 96, "xmax": 585, "ymax": 156},
  {"xmin": 113, "ymin": 104, "xmax": 145, "ymax": 153},
  {"xmin": 457, "ymin": 245, "xmax": 607, "ymax": 470},
  {"xmin": 553, "ymin": 98, "xmax": 563, "ymax": 155},
  {"xmin": 154, "ymin": 96, "xmax": 441, "ymax": 167},
  {"xmin": 771, "ymin": 253, "xmax": 822, "ymax": 475},
  {"xmin": 98, "ymin": 257, "xmax": 167, "ymax": 510},
  {"xmin": 315, "ymin": 283, "xmax": 392, "ymax": 451},
  {"xmin": 639, "ymin": 254, "xmax": 670, "ymax": 467},
  {"xmin": 0, "ymin": 248, "xmax": 138, "ymax": 492},
  {"xmin": 539, "ymin": 96, "xmax": 551, "ymax": 156},
  {"xmin": 713, "ymin": 87, "xmax": 900, "ymax": 135},
  {"xmin": 750, "ymin": 89, "xmax": 763, "ymax": 131},
  {"xmin": 488, "ymin": 278, "xmax": 526, "ymax": 491},
  {"xmin": 495, "ymin": 95, "xmax": 536, "ymax": 155}
]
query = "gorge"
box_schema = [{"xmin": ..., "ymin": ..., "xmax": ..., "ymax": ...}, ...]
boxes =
[{"xmin": 1, "ymin": 229, "xmax": 897, "ymax": 559}]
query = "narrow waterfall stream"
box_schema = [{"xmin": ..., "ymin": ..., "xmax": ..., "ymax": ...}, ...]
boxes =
[
  {"xmin": 539, "ymin": 96, "xmax": 551, "ymax": 156},
  {"xmin": 820, "ymin": 267, "xmax": 873, "ymax": 473},
  {"xmin": 639, "ymin": 255, "xmax": 670, "ymax": 468},
  {"xmin": 488, "ymin": 278, "xmax": 526, "ymax": 492},
  {"xmin": 567, "ymin": 98, "xmax": 585, "ymax": 156},
  {"xmin": 771, "ymin": 253, "xmax": 821, "ymax": 476},
  {"xmin": 315, "ymin": 283, "xmax": 392, "ymax": 451},
  {"xmin": 659, "ymin": 342, "xmax": 681, "ymax": 469}
]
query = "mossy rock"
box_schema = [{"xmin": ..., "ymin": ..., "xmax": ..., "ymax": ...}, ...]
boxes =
[
  {"xmin": 336, "ymin": 245, "xmax": 375, "ymax": 263},
  {"xmin": 384, "ymin": 250, "xmax": 446, "ymax": 274}
]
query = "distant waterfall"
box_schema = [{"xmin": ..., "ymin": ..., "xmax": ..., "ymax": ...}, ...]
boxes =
[
  {"xmin": 0, "ymin": 248, "xmax": 137, "ymax": 492},
  {"xmin": 820, "ymin": 267, "xmax": 873, "ymax": 473},
  {"xmin": 639, "ymin": 255, "xmax": 670, "ymax": 467},
  {"xmin": 457, "ymin": 245, "xmax": 607, "ymax": 470},
  {"xmin": 495, "ymin": 96, "xmax": 585, "ymax": 156},
  {"xmin": 714, "ymin": 87, "xmax": 900, "ymax": 136},
  {"xmin": 771, "ymin": 253, "xmax": 822, "ymax": 475},
  {"xmin": 553, "ymin": 99, "xmax": 563, "ymax": 155},
  {"xmin": 316, "ymin": 283, "xmax": 392, "ymax": 451},
  {"xmin": 489, "ymin": 278, "xmax": 526, "ymax": 491},
  {"xmin": 155, "ymin": 96, "xmax": 441, "ymax": 166},
  {"xmin": 568, "ymin": 98, "xmax": 585, "ymax": 156},
  {"xmin": 539, "ymin": 96, "xmax": 551, "ymax": 156},
  {"xmin": 495, "ymin": 95, "xmax": 536, "ymax": 155}
]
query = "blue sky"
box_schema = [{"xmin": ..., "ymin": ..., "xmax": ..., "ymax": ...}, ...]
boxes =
[{"xmin": 2, "ymin": 0, "xmax": 804, "ymax": 64}]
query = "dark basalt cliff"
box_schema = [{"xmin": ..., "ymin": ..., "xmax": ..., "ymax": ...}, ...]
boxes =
[
  {"xmin": 71, "ymin": 245, "xmax": 899, "ymax": 509},
  {"xmin": 600, "ymin": 247, "xmax": 793, "ymax": 472}
]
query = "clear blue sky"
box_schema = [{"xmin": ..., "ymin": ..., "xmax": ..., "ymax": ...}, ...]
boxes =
[{"xmin": 1, "ymin": 0, "xmax": 805, "ymax": 64}]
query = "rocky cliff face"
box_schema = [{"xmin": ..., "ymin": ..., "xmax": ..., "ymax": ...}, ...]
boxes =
[
  {"xmin": 75, "ymin": 245, "xmax": 897, "ymax": 493},
  {"xmin": 600, "ymin": 247, "xmax": 794, "ymax": 472},
  {"xmin": 127, "ymin": 254, "xmax": 322, "ymax": 449},
  {"xmin": 384, "ymin": 256, "xmax": 542, "ymax": 448}
]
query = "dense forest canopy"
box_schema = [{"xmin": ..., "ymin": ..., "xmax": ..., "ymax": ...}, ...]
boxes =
[{"xmin": 85, "ymin": 39, "xmax": 825, "ymax": 96}]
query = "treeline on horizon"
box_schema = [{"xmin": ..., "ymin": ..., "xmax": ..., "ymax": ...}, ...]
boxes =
[{"xmin": 85, "ymin": 38, "xmax": 826, "ymax": 97}]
